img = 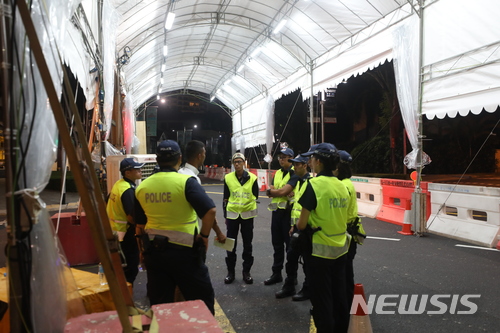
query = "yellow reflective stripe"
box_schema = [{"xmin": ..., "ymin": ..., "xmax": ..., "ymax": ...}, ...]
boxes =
[
  {"xmin": 227, "ymin": 201, "xmax": 246, "ymax": 206},
  {"xmin": 268, "ymin": 202, "xmax": 287, "ymax": 210},
  {"xmin": 312, "ymin": 234, "xmax": 351, "ymax": 259},
  {"xmin": 147, "ymin": 229, "xmax": 195, "ymax": 247},
  {"xmin": 226, "ymin": 211, "xmax": 240, "ymax": 219},
  {"xmin": 268, "ymin": 203, "xmax": 278, "ymax": 211},
  {"xmin": 227, "ymin": 209, "xmax": 257, "ymax": 219},
  {"xmin": 240, "ymin": 209, "xmax": 257, "ymax": 219}
]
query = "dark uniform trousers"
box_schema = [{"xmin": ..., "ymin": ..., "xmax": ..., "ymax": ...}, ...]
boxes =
[
  {"xmin": 144, "ymin": 236, "xmax": 215, "ymax": 314},
  {"xmin": 271, "ymin": 208, "xmax": 292, "ymax": 273},
  {"xmin": 346, "ymin": 240, "xmax": 357, "ymax": 306},
  {"xmin": 121, "ymin": 223, "xmax": 140, "ymax": 284},
  {"xmin": 225, "ymin": 217, "xmax": 254, "ymax": 273},
  {"xmin": 309, "ymin": 254, "xmax": 349, "ymax": 333},
  {"xmin": 285, "ymin": 225, "xmax": 309, "ymax": 287}
]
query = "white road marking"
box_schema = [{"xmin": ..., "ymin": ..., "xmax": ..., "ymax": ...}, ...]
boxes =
[
  {"xmin": 455, "ymin": 244, "xmax": 499, "ymax": 252},
  {"xmin": 366, "ymin": 236, "xmax": 400, "ymax": 242}
]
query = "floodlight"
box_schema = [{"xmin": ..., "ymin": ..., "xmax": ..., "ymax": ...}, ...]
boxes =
[{"xmin": 165, "ymin": 12, "xmax": 176, "ymax": 30}]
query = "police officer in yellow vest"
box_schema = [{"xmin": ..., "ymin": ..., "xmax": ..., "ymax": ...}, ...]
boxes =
[
  {"xmin": 265, "ymin": 147, "xmax": 300, "ymax": 286},
  {"xmin": 106, "ymin": 157, "xmax": 144, "ymax": 284},
  {"xmin": 276, "ymin": 154, "xmax": 312, "ymax": 300},
  {"xmin": 134, "ymin": 140, "xmax": 216, "ymax": 314},
  {"xmin": 337, "ymin": 150, "xmax": 366, "ymax": 308},
  {"xmin": 223, "ymin": 153, "xmax": 259, "ymax": 285},
  {"xmin": 298, "ymin": 143, "xmax": 351, "ymax": 333}
]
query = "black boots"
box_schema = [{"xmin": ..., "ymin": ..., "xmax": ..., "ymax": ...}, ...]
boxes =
[
  {"xmin": 264, "ymin": 272, "xmax": 283, "ymax": 285},
  {"xmin": 225, "ymin": 271, "xmax": 253, "ymax": 284},
  {"xmin": 292, "ymin": 287, "xmax": 310, "ymax": 301},
  {"xmin": 224, "ymin": 272, "xmax": 235, "ymax": 284},
  {"xmin": 225, "ymin": 257, "xmax": 236, "ymax": 284},
  {"xmin": 242, "ymin": 271, "xmax": 253, "ymax": 284},
  {"xmin": 226, "ymin": 257, "xmax": 253, "ymax": 284},
  {"xmin": 275, "ymin": 277, "xmax": 296, "ymax": 298}
]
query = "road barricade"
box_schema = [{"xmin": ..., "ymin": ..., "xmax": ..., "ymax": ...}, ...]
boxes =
[
  {"xmin": 205, "ymin": 167, "xmax": 214, "ymax": 179},
  {"xmin": 376, "ymin": 179, "xmax": 431, "ymax": 225},
  {"xmin": 252, "ymin": 169, "xmax": 277, "ymax": 192},
  {"xmin": 351, "ymin": 176, "xmax": 382, "ymax": 218},
  {"xmin": 215, "ymin": 167, "xmax": 225, "ymax": 181},
  {"xmin": 426, "ymin": 183, "xmax": 500, "ymax": 248}
]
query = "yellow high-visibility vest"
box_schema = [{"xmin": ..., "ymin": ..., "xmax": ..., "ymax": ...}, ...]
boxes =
[
  {"xmin": 136, "ymin": 172, "xmax": 197, "ymax": 247},
  {"xmin": 225, "ymin": 172, "xmax": 258, "ymax": 219},
  {"xmin": 342, "ymin": 178, "xmax": 358, "ymax": 223},
  {"xmin": 290, "ymin": 176, "xmax": 311, "ymax": 225},
  {"xmin": 106, "ymin": 178, "xmax": 132, "ymax": 234},
  {"xmin": 268, "ymin": 167, "xmax": 294, "ymax": 211},
  {"xmin": 308, "ymin": 176, "xmax": 351, "ymax": 259}
]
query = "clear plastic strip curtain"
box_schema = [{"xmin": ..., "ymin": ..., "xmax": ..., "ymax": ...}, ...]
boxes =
[{"xmin": 393, "ymin": 14, "xmax": 430, "ymax": 169}]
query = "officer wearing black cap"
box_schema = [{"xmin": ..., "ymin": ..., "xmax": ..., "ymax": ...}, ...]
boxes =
[
  {"xmin": 106, "ymin": 157, "xmax": 144, "ymax": 284},
  {"xmin": 275, "ymin": 154, "xmax": 312, "ymax": 300},
  {"xmin": 298, "ymin": 143, "xmax": 351, "ymax": 333},
  {"xmin": 264, "ymin": 146, "xmax": 300, "ymax": 286},
  {"xmin": 134, "ymin": 140, "xmax": 216, "ymax": 314}
]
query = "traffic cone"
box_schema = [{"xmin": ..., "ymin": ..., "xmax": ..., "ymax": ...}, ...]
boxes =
[
  {"xmin": 398, "ymin": 210, "xmax": 413, "ymax": 235},
  {"xmin": 260, "ymin": 177, "xmax": 267, "ymax": 192},
  {"xmin": 348, "ymin": 284, "xmax": 373, "ymax": 333}
]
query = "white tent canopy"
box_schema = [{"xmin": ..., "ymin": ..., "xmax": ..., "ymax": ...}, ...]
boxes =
[
  {"xmin": 421, "ymin": 0, "xmax": 500, "ymax": 120},
  {"xmin": 62, "ymin": 0, "xmax": 500, "ymax": 148}
]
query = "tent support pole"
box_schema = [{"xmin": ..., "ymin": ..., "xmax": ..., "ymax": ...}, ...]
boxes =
[
  {"xmin": 309, "ymin": 61, "xmax": 314, "ymax": 146},
  {"xmin": 16, "ymin": 1, "xmax": 135, "ymax": 330},
  {"xmin": 413, "ymin": 0, "xmax": 426, "ymax": 235}
]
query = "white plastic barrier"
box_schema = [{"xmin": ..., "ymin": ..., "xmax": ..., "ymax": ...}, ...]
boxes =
[
  {"xmin": 351, "ymin": 176, "xmax": 383, "ymax": 218},
  {"xmin": 215, "ymin": 167, "xmax": 226, "ymax": 181},
  {"xmin": 427, "ymin": 183, "xmax": 500, "ymax": 248},
  {"xmin": 205, "ymin": 167, "xmax": 214, "ymax": 179}
]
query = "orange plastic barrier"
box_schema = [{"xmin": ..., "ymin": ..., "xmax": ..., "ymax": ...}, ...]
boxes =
[{"xmin": 376, "ymin": 179, "xmax": 431, "ymax": 226}]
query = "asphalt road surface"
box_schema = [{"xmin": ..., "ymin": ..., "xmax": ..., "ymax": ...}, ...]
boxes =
[
  {"xmin": 132, "ymin": 183, "xmax": 500, "ymax": 333},
  {"xmin": 2, "ymin": 180, "xmax": 500, "ymax": 332}
]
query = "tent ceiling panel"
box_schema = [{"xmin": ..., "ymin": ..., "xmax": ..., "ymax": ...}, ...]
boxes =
[
  {"xmin": 113, "ymin": 0, "xmax": 408, "ymax": 110},
  {"xmin": 421, "ymin": 0, "xmax": 500, "ymax": 119}
]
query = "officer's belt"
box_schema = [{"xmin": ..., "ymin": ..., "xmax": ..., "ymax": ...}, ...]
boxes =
[
  {"xmin": 147, "ymin": 228, "xmax": 194, "ymax": 247},
  {"xmin": 149, "ymin": 235, "xmax": 189, "ymax": 250}
]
